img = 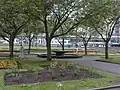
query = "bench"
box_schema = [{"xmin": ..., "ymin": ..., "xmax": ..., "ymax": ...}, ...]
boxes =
[{"xmin": 52, "ymin": 50, "xmax": 66, "ymax": 56}]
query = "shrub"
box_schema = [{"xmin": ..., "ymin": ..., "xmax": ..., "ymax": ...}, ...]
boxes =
[{"xmin": 0, "ymin": 60, "xmax": 19, "ymax": 69}]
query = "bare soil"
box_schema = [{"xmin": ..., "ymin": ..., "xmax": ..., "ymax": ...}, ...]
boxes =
[{"xmin": 4, "ymin": 67, "xmax": 102, "ymax": 85}]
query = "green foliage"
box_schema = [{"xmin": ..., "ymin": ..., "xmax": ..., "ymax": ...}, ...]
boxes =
[
  {"xmin": 87, "ymin": 0, "xmax": 120, "ymax": 40},
  {"xmin": 0, "ymin": 0, "xmax": 29, "ymax": 37},
  {"xmin": 0, "ymin": 0, "xmax": 30, "ymax": 58},
  {"xmin": 50, "ymin": 61, "xmax": 73, "ymax": 69}
]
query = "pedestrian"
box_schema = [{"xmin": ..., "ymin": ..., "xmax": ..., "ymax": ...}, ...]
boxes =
[{"xmin": 19, "ymin": 45, "xmax": 25, "ymax": 59}]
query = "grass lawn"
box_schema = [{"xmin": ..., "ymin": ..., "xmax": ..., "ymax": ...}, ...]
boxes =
[
  {"xmin": 0, "ymin": 59, "xmax": 119, "ymax": 90},
  {"xmin": 76, "ymin": 52, "xmax": 120, "ymax": 56},
  {"xmin": 98, "ymin": 56, "xmax": 120, "ymax": 64}
]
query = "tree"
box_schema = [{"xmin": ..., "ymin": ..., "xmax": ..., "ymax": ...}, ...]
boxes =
[
  {"xmin": 56, "ymin": 26, "xmax": 67, "ymax": 51},
  {"xmin": 24, "ymin": 0, "xmax": 114, "ymax": 60},
  {"xmin": 89, "ymin": 0, "xmax": 120, "ymax": 59},
  {"xmin": 23, "ymin": 20, "xmax": 43, "ymax": 54},
  {"xmin": 23, "ymin": 23, "xmax": 36, "ymax": 54},
  {"xmin": 0, "ymin": 0, "xmax": 29, "ymax": 58},
  {"xmin": 71, "ymin": 25, "xmax": 97, "ymax": 55},
  {"xmin": 77, "ymin": 27, "xmax": 95, "ymax": 55},
  {"xmin": 24, "ymin": 0, "xmax": 83, "ymax": 60}
]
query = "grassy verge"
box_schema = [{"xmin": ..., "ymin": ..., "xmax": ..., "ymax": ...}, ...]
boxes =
[
  {"xmin": 96, "ymin": 56, "xmax": 120, "ymax": 64},
  {"xmin": 0, "ymin": 59, "xmax": 119, "ymax": 90},
  {"xmin": 74, "ymin": 52, "xmax": 120, "ymax": 56}
]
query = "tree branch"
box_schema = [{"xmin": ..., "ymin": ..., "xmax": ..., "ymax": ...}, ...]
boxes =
[
  {"xmin": 50, "ymin": 2, "xmax": 76, "ymax": 38},
  {"xmin": 108, "ymin": 16, "xmax": 120, "ymax": 40},
  {"xmin": 94, "ymin": 25, "xmax": 106, "ymax": 42},
  {"xmin": 51, "ymin": 1, "xmax": 110, "ymax": 38},
  {"xmin": 0, "ymin": 34, "xmax": 9, "ymax": 42}
]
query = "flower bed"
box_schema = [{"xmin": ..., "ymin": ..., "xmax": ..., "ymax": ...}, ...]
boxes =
[
  {"xmin": 4, "ymin": 61, "xmax": 103, "ymax": 85},
  {"xmin": 0, "ymin": 60, "xmax": 18, "ymax": 69},
  {"xmin": 4, "ymin": 66, "xmax": 103, "ymax": 85}
]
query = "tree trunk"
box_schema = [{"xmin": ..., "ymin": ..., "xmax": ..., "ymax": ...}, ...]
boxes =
[
  {"xmin": 84, "ymin": 43, "xmax": 87, "ymax": 55},
  {"xmin": 46, "ymin": 38, "xmax": 52, "ymax": 61},
  {"xmin": 62, "ymin": 37, "xmax": 64, "ymax": 51},
  {"xmin": 35, "ymin": 35, "xmax": 37, "ymax": 49},
  {"xmin": 105, "ymin": 41, "xmax": 109, "ymax": 59},
  {"xmin": 61, "ymin": 27, "xmax": 65, "ymax": 51},
  {"xmin": 9, "ymin": 37, "xmax": 14, "ymax": 59},
  {"xmin": 28, "ymin": 39, "xmax": 31, "ymax": 54}
]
